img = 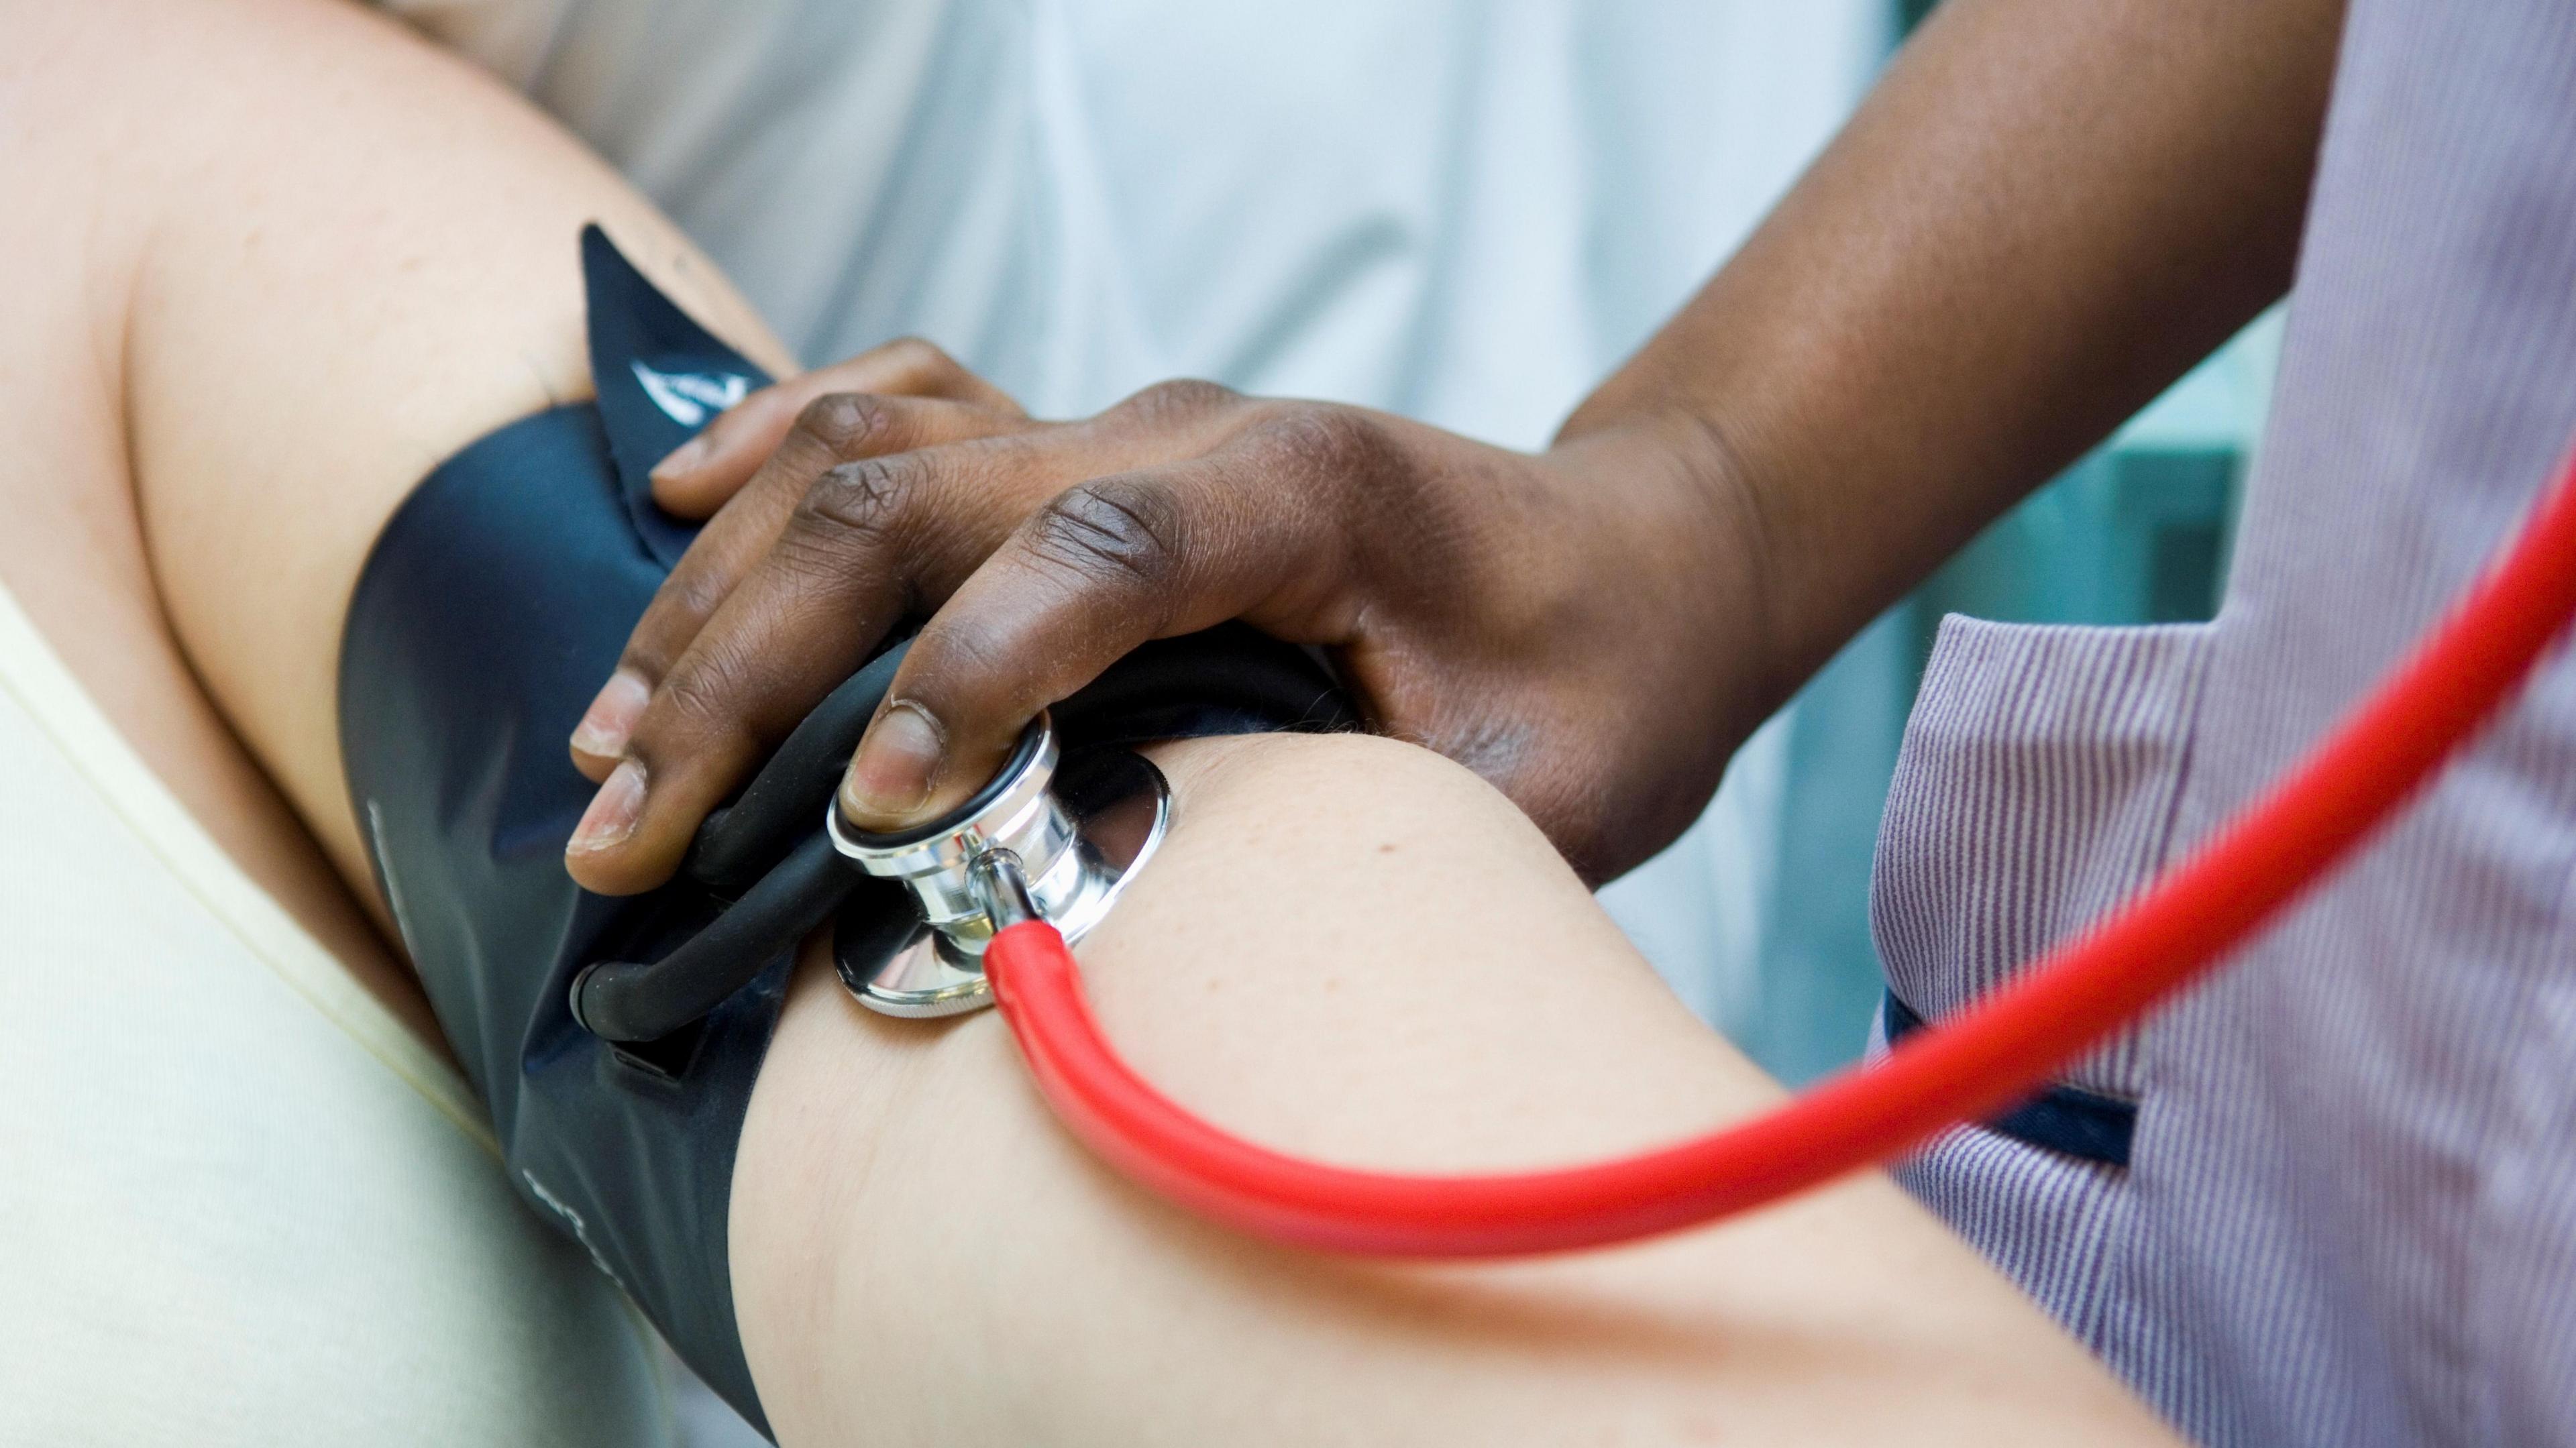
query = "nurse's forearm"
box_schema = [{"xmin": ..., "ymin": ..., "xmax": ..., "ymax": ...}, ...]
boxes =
[{"xmin": 1562, "ymin": 0, "xmax": 2343, "ymax": 712}]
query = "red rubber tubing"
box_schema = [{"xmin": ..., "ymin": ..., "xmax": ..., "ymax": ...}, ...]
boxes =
[{"xmin": 985, "ymin": 441, "xmax": 2576, "ymax": 1259}]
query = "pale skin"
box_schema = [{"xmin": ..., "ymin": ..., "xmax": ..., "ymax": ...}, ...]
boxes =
[{"xmin": 3, "ymin": 0, "xmax": 2176, "ymax": 1443}]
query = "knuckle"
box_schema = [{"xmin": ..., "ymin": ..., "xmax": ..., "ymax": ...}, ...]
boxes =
[
  {"xmin": 798, "ymin": 457, "xmax": 912, "ymax": 543},
  {"xmin": 645, "ymin": 657, "xmax": 759, "ymax": 760},
  {"xmin": 881, "ymin": 335, "xmax": 960, "ymax": 380},
  {"xmin": 1028, "ymin": 478, "xmax": 1187, "ymax": 595},
  {"xmin": 1252, "ymin": 403, "xmax": 1395, "ymax": 481},
  {"xmin": 1112, "ymin": 377, "xmax": 1238, "ymax": 430},
  {"xmin": 914, "ymin": 610, "xmax": 1018, "ymax": 692},
  {"xmin": 657, "ymin": 567, "xmax": 736, "ymax": 633},
  {"xmin": 794, "ymin": 391, "xmax": 902, "ymax": 457}
]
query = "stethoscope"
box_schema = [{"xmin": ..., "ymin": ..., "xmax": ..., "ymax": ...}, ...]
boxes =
[{"xmin": 576, "ymin": 442, "xmax": 2576, "ymax": 1260}]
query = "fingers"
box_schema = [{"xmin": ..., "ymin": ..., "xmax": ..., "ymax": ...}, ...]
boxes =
[
  {"xmin": 570, "ymin": 390, "xmax": 1028, "ymax": 780},
  {"xmin": 564, "ymin": 440, "xmax": 1042, "ymax": 893},
  {"xmin": 837, "ymin": 459, "xmax": 1334, "ymax": 830},
  {"xmin": 649, "ymin": 337, "xmax": 1025, "ymax": 517},
  {"xmin": 568, "ymin": 377, "xmax": 1293, "ymax": 889}
]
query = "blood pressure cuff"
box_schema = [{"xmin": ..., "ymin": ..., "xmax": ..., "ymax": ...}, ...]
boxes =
[{"xmin": 339, "ymin": 227, "xmax": 1350, "ymax": 1435}]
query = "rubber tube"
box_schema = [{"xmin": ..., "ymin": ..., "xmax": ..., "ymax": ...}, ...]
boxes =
[
  {"xmin": 686, "ymin": 644, "xmax": 909, "ymax": 898},
  {"xmin": 572, "ymin": 830, "xmax": 855, "ymax": 1043},
  {"xmin": 983, "ymin": 441, "xmax": 2576, "ymax": 1258}
]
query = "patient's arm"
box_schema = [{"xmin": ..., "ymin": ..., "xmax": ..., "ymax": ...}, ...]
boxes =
[
  {"xmin": 5, "ymin": 1, "xmax": 2175, "ymax": 1442},
  {"xmin": 741, "ymin": 731, "xmax": 2172, "ymax": 1445}
]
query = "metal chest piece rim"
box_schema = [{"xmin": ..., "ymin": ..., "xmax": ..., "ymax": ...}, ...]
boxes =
[{"xmin": 824, "ymin": 712, "xmax": 1171, "ymax": 1017}]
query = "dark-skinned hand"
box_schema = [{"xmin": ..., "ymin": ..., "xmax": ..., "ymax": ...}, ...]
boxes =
[{"xmin": 559, "ymin": 341, "xmax": 1768, "ymax": 893}]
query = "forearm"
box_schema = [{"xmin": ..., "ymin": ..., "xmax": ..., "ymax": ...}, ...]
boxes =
[
  {"xmin": 1562, "ymin": 0, "xmax": 2344, "ymax": 736},
  {"xmin": 734, "ymin": 732, "xmax": 2176, "ymax": 1446}
]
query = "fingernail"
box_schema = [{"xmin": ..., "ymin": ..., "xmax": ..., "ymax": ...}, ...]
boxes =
[
  {"xmin": 841, "ymin": 702, "xmax": 944, "ymax": 822},
  {"xmin": 570, "ymin": 670, "xmax": 651, "ymax": 758},
  {"xmin": 569, "ymin": 759, "xmax": 647, "ymax": 854},
  {"xmin": 651, "ymin": 434, "xmax": 711, "ymax": 482}
]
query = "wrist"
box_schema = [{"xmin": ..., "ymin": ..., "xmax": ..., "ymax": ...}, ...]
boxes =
[{"xmin": 1540, "ymin": 405, "xmax": 1788, "ymax": 755}]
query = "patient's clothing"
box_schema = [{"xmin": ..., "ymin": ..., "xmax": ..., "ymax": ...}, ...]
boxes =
[
  {"xmin": 1872, "ymin": 2, "xmax": 2576, "ymax": 1443},
  {"xmin": 0, "ymin": 582, "xmax": 674, "ymax": 1447}
]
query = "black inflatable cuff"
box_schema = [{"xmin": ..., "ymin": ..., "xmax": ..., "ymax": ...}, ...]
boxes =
[{"xmin": 338, "ymin": 227, "xmax": 1351, "ymax": 1435}]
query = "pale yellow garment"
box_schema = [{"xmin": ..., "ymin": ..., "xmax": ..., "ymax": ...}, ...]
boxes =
[{"xmin": 0, "ymin": 582, "xmax": 673, "ymax": 1447}]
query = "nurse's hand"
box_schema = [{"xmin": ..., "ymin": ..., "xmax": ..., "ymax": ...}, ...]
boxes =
[{"xmin": 563, "ymin": 368, "xmax": 1770, "ymax": 893}]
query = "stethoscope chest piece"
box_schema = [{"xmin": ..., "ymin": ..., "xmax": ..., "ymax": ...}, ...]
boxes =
[{"xmin": 826, "ymin": 712, "xmax": 1170, "ymax": 1017}]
